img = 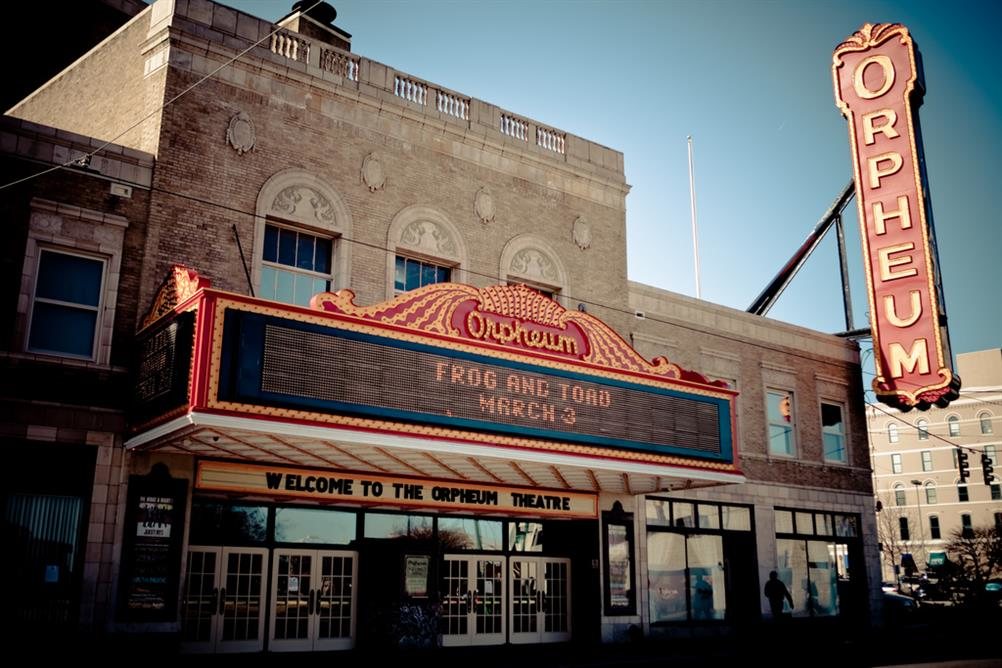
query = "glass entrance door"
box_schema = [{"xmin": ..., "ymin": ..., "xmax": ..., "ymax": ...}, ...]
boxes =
[
  {"xmin": 180, "ymin": 547, "xmax": 268, "ymax": 653},
  {"xmin": 270, "ymin": 549, "xmax": 357, "ymax": 651},
  {"xmin": 440, "ymin": 555, "xmax": 505, "ymax": 646},
  {"xmin": 509, "ymin": 557, "xmax": 571, "ymax": 644}
]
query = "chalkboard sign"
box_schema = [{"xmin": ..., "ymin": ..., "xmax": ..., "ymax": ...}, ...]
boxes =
[{"xmin": 118, "ymin": 464, "xmax": 187, "ymax": 622}]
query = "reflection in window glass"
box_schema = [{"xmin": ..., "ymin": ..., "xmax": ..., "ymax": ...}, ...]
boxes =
[
  {"xmin": 795, "ymin": 512, "xmax": 814, "ymax": 535},
  {"xmin": 776, "ymin": 538, "xmax": 807, "ymax": 616},
  {"xmin": 364, "ymin": 513, "xmax": 432, "ymax": 539},
  {"xmin": 767, "ymin": 391, "xmax": 795, "ymax": 455},
  {"xmin": 225, "ymin": 505, "xmax": 268, "ymax": 543},
  {"xmin": 438, "ymin": 518, "xmax": 503, "ymax": 551},
  {"xmin": 275, "ymin": 508, "xmax": 355, "ymax": 544},
  {"xmin": 835, "ymin": 515, "xmax": 858, "ymax": 538},
  {"xmin": 815, "ymin": 513, "xmax": 833, "ymax": 536},
  {"xmin": 775, "ymin": 510, "xmax": 794, "ymax": 534},
  {"xmin": 648, "ymin": 532, "xmax": 687, "ymax": 622},
  {"xmin": 821, "ymin": 403, "xmax": 846, "ymax": 463},
  {"xmin": 673, "ymin": 502, "xmax": 694, "ymax": 528},
  {"xmin": 698, "ymin": 505, "xmax": 720, "ymax": 530},
  {"xmin": 806, "ymin": 541, "xmax": 839, "ymax": 617},
  {"xmin": 509, "ymin": 521, "xmax": 543, "ymax": 552},
  {"xmin": 646, "ymin": 499, "xmax": 671, "ymax": 527},
  {"xmin": 722, "ymin": 506, "xmax": 751, "ymax": 531},
  {"xmin": 687, "ymin": 534, "xmax": 725, "ymax": 621}
]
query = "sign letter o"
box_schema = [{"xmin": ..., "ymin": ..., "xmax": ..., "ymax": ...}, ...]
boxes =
[{"xmin": 853, "ymin": 55, "xmax": 895, "ymax": 99}]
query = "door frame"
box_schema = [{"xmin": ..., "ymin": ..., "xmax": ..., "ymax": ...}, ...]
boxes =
[
  {"xmin": 440, "ymin": 554, "xmax": 506, "ymax": 647},
  {"xmin": 509, "ymin": 556, "xmax": 572, "ymax": 644}
]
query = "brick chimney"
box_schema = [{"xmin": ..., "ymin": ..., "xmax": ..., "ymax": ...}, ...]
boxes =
[{"xmin": 279, "ymin": 1, "xmax": 351, "ymax": 51}]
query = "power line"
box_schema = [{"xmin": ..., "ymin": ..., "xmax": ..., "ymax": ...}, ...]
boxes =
[{"xmin": 0, "ymin": 0, "xmax": 327, "ymax": 193}]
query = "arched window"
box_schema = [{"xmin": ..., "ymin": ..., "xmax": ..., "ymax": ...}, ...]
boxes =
[
  {"xmin": 893, "ymin": 483, "xmax": 906, "ymax": 507},
  {"xmin": 499, "ymin": 234, "xmax": 568, "ymax": 304},
  {"xmin": 924, "ymin": 482, "xmax": 937, "ymax": 505},
  {"xmin": 916, "ymin": 419, "xmax": 928, "ymax": 441},
  {"xmin": 887, "ymin": 423, "xmax": 899, "ymax": 443},
  {"xmin": 947, "ymin": 415, "xmax": 960, "ymax": 437},
  {"xmin": 253, "ymin": 170, "xmax": 352, "ymax": 306},
  {"xmin": 979, "ymin": 412, "xmax": 994, "ymax": 435},
  {"xmin": 385, "ymin": 205, "xmax": 468, "ymax": 298}
]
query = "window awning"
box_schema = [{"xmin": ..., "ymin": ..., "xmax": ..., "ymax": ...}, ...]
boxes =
[{"xmin": 927, "ymin": 552, "xmax": 947, "ymax": 566}]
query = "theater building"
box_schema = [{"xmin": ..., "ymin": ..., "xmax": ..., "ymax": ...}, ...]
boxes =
[{"xmin": 2, "ymin": 0, "xmax": 879, "ymax": 651}]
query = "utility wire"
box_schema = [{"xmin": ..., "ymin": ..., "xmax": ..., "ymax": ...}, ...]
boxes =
[{"xmin": 0, "ymin": 0, "xmax": 326, "ymax": 193}]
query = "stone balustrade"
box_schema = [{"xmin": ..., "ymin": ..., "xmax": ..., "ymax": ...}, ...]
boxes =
[{"xmin": 166, "ymin": 1, "xmax": 624, "ymax": 178}]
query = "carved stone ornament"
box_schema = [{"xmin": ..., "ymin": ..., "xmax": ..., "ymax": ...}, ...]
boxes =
[
  {"xmin": 400, "ymin": 220, "xmax": 456, "ymax": 256},
  {"xmin": 572, "ymin": 216, "xmax": 591, "ymax": 251},
  {"xmin": 361, "ymin": 153, "xmax": 385, "ymax": 192},
  {"xmin": 474, "ymin": 187, "xmax": 495, "ymax": 224},
  {"xmin": 510, "ymin": 247, "xmax": 558, "ymax": 283},
  {"xmin": 272, "ymin": 186, "xmax": 337, "ymax": 225},
  {"xmin": 225, "ymin": 111, "xmax": 255, "ymax": 155}
]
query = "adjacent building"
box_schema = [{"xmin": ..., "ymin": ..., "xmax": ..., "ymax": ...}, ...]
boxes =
[
  {"xmin": 870, "ymin": 349, "xmax": 1002, "ymax": 582},
  {"xmin": 2, "ymin": 0, "xmax": 880, "ymax": 652}
]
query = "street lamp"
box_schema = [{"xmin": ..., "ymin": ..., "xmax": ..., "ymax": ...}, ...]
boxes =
[{"xmin": 910, "ymin": 479, "xmax": 925, "ymax": 575}]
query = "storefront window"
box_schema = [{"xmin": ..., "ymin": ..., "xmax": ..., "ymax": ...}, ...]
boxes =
[
  {"xmin": 776, "ymin": 508, "xmax": 859, "ymax": 619},
  {"xmin": 648, "ymin": 532, "xmax": 687, "ymax": 622},
  {"xmin": 275, "ymin": 508, "xmax": 356, "ymax": 544},
  {"xmin": 509, "ymin": 521, "xmax": 544, "ymax": 552},
  {"xmin": 603, "ymin": 506, "xmax": 636, "ymax": 615},
  {"xmin": 437, "ymin": 518, "xmax": 503, "ymax": 551},
  {"xmin": 364, "ymin": 513, "xmax": 432, "ymax": 539},
  {"xmin": 722, "ymin": 506, "xmax": 751, "ymax": 531},
  {"xmin": 189, "ymin": 501, "xmax": 268, "ymax": 544}
]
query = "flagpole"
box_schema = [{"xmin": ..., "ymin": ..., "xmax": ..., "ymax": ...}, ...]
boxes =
[{"xmin": 687, "ymin": 135, "xmax": 702, "ymax": 299}]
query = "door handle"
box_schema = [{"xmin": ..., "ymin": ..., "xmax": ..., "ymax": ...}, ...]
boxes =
[
  {"xmin": 537, "ymin": 590, "xmax": 546, "ymax": 609},
  {"xmin": 217, "ymin": 588, "xmax": 226, "ymax": 616},
  {"xmin": 211, "ymin": 588, "xmax": 219, "ymax": 615},
  {"xmin": 309, "ymin": 589, "xmax": 316, "ymax": 616},
  {"xmin": 466, "ymin": 590, "xmax": 473, "ymax": 608}
]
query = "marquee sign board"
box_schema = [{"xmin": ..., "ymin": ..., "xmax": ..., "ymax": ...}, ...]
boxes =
[
  {"xmin": 215, "ymin": 284, "xmax": 735, "ymax": 462},
  {"xmin": 833, "ymin": 23, "xmax": 959, "ymax": 410}
]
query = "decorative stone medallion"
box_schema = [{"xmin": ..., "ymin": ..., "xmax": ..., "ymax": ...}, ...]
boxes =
[
  {"xmin": 361, "ymin": 153, "xmax": 385, "ymax": 192},
  {"xmin": 225, "ymin": 111, "xmax": 255, "ymax": 155},
  {"xmin": 474, "ymin": 187, "xmax": 495, "ymax": 224},
  {"xmin": 572, "ymin": 216, "xmax": 591, "ymax": 250}
]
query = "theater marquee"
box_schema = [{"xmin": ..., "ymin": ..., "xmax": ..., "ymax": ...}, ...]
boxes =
[{"xmin": 833, "ymin": 23, "xmax": 959, "ymax": 410}]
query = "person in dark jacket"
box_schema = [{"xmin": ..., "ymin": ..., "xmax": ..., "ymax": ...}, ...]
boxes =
[{"xmin": 764, "ymin": 570, "xmax": 794, "ymax": 619}]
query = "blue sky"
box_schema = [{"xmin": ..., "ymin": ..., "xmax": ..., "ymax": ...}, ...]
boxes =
[{"xmin": 224, "ymin": 0, "xmax": 1000, "ymax": 367}]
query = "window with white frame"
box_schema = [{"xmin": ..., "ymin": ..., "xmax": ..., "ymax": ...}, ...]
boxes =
[
  {"xmin": 916, "ymin": 419, "xmax": 928, "ymax": 440},
  {"xmin": 980, "ymin": 412, "xmax": 994, "ymax": 435},
  {"xmin": 888, "ymin": 423, "xmax": 899, "ymax": 443},
  {"xmin": 767, "ymin": 390, "xmax": 795, "ymax": 456},
  {"xmin": 893, "ymin": 484, "xmax": 906, "ymax": 507},
  {"xmin": 18, "ymin": 199, "xmax": 128, "ymax": 366},
  {"xmin": 924, "ymin": 482, "xmax": 937, "ymax": 505},
  {"xmin": 891, "ymin": 453, "xmax": 902, "ymax": 474},
  {"xmin": 259, "ymin": 223, "xmax": 334, "ymax": 306},
  {"xmin": 921, "ymin": 451, "xmax": 932, "ymax": 472},
  {"xmin": 947, "ymin": 415, "xmax": 960, "ymax": 437},
  {"xmin": 253, "ymin": 170, "xmax": 352, "ymax": 308},
  {"xmin": 28, "ymin": 249, "xmax": 106, "ymax": 359},
  {"xmin": 821, "ymin": 402, "xmax": 846, "ymax": 463},
  {"xmin": 394, "ymin": 256, "xmax": 450, "ymax": 294},
  {"xmin": 385, "ymin": 205, "xmax": 466, "ymax": 300}
]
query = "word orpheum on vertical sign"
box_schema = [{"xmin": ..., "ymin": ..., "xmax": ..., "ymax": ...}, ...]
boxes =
[
  {"xmin": 117, "ymin": 463, "xmax": 188, "ymax": 622},
  {"xmin": 833, "ymin": 23, "xmax": 960, "ymax": 410}
]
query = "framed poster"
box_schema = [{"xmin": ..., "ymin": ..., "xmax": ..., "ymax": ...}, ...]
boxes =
[
  {"xmin": 118, "ymin": 464, "xmax": 187, "ymax": 622},
  {"xmin": 404, "ymin": 555, "xmax": 430, "ymax": 598}
]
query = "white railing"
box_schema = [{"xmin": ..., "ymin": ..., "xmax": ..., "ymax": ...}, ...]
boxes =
[
  {"xmin": 270, "ymin": 31, "xmax": 310, "ymax": 63},
  {"xmin": 319, "ymin": 48, "xmax": 359, "ymax": 81},
  {"xmin": 436, "ymin": 90, "xmax": 469, "ymax": 120},
  {"xmin": 501, "ymin": 114, "xmax": 528, "ymax": 141},
  {"xmin": 394, "ymin": 75, "xmax": 427, "ymax": 105},
  {"xmin": 536, "ymin": 126, "xmax": 565, "ymax": 154}
]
